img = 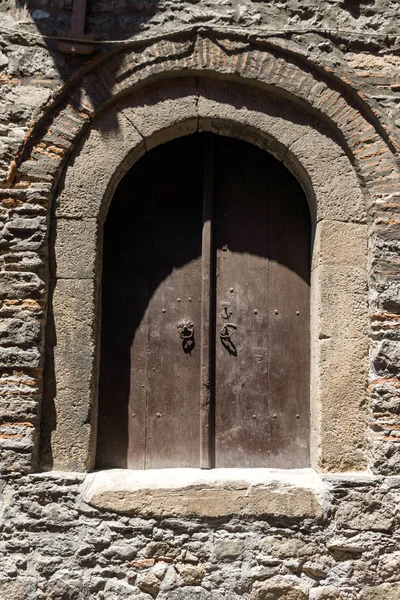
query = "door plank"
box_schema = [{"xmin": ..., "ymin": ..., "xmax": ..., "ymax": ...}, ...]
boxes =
[
  {"xmin": 97, "ymin": 160, "xmax": 152, "ymax": 469},
  {"xmin": 214, "ymin": 137, "xmax": 271, "ymax": 467},
  {"xmin": 266, "ymin": 165, "xmax": 311, "ymax": 467},
  {"xmin": 143, "ymin": 136, "xmax": 203, "ymax": 469},
  {"xmin": 214, "ymin": 136, "xmax": 311, "ymax": 468},
  {"xmin": 200, "ymin": 134, "xmax": 215, "ymax": 468},
  {"xmin": 98, "ymin": 136, "xmax": 203, "ymax": 469}
]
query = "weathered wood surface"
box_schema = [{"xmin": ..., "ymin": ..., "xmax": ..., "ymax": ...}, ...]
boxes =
[{"xmin": 98, "ymin": 134, "xmax": 310, "ymax": 469}]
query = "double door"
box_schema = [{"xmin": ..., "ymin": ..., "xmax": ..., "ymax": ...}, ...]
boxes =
[{"xmin": 97, "ymin": 134, "xmax": 311, "ymax": 470}]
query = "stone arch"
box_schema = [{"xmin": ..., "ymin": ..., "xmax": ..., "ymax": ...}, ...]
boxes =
[
  {"xmin": 41, "ymin": 76, "xmax": 369, "ymax": 472},
  {"xmin": 3, "ymin": 30, "xmax": 393, "ymax": 474},
  {"xmin": 17, "ymin": 33, "xmax": 400, "ymax": 199}
]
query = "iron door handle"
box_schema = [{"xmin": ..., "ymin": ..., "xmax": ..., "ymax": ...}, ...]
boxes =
[
  {"xmin": 219, "ymin": 322, "xmax": 237, "ymax": 339},
  {"xmin": 177, "ymin": 319, "xmax": 194, "ymax": 340}
]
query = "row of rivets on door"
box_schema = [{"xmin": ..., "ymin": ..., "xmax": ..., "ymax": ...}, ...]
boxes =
[
  {"xmin": 161, "ymin": 298, "xmax": 202, "ymax": 312},
  {"xmin": 161, "ymin": 307, "xmax": 301, "ymax": 314},
  {"xmin": 250, "ymin": 414, "xmax": 301, "ymax": 419},
  {"xmin": 141, "ymin": 410, "xmax": 302, "ymax": 420}
]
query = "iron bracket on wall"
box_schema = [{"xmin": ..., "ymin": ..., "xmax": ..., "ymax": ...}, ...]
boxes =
[{"xmin": 57, "ymin": 0, "xmax": 96, "ymax": 55}]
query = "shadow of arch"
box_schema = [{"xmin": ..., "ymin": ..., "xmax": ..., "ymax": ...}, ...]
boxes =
[
  {"xmin": 10, "ymin": 0, "xmax": 160, "ymax": 99},
  {"xmin": 96, "ymin": 132, "xmax": 311, "ymax": 470}
]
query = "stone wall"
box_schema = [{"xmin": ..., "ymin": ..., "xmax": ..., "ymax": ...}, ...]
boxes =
[
  {"xmin": 1, "ymin": 471, "xmax": 400, "ymax": 599},
  {"xmin": 1, "ymin": 0, "xmax": 400, "ymax": 598}
]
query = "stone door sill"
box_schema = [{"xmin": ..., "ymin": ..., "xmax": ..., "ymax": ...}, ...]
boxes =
[{"xmin": 80, "ymin": 468, "xmax": 325, "ymax": 519}]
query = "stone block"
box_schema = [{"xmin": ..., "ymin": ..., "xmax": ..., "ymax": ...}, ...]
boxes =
[
  {"xmin": 5, "ymin": 215, "xmax": 46, "ymax": 235},
  {"xmin": 197, "ymin": 78, "xmax": 311, "ymax": 161},
  {"xmin": 0, "ymin": 219, "xmax": 47, "ymax": 252},
  {"xmin": 0, "ymin": 448, "xmax": 33, "ymax": 473},
  {"xmin": 43, "ymin": 278, "xmax": 99, "ymax": 471},
  {"xmin": 335, "ymin": 490, "xmax": 396, "ymax": 532},
  {"xmin": 117, "ymin": 77, "xmax": 198, "ymax": 151},
  {"xmin": 251, "ymin": 575, "xmax": 308, "ymax": 600},
  {"xmin": 82, "ymin": 468, "xmax": 324, "ymax": 519},
  {"xmin": 42, "ymin": 572, "xmax": 82, "ymax": 600},
  {"xmin": 360, "ymin": 584, "xmax": 400, "ymax": 600},
  {"xmin": 313, "ymin": 337, "xmax": 368, "ymax": 471},
  {"xmin": 0, "ymin": 251, "xmax": 44, "ymax": 273},
  {"xmin": 258, "ymin": 536, "xmax": 316, "ymax": 559},
  {"xmin": 50, "ymin": 218, "xmax": 100, "ymax": 280},
  {"xmin": 55, "ymin": 104, "xmax": 145, "ymax": 219},
  {"xmin": 158, "ymin": 588, "xmax": 211, "ymax": 600},
  {"xmin": 175, "ymin": 563, "xmax": 204, "ymax": 585},
  {"xmin": 312, "ymin": 265, "xmax": 368, "ymax": 339},
  {"xmin": 0, "ymin": 346, "xmax": 41, "ymax": 368},
  {"xmin": 371, "ymin": 439, "xmax": 400, "ymax": 476},
  {"xmin": 0, "ymin": 577, "xmax": 37, "ymax": 599},
  {"xmin": 312, "ymin": 220, "xmax": 367, "ymax": 270},
  {"xmin": 0, "ymin": 272, "xmax": 45, "ymax": 300},
  {"xmin": 0, "ymin": 422, "xmax": 35, "ymax": 451},
  {"xmin": 370, "ymin": 279, "xmax": 400, "ymax": 314},
  {"xmin": 285, "ymin": 132, "xmax": 366, "ymax": 224},
  {"xmin": 0, "ymin": 399, "xmax": 38, "ymax": 421},
  {"xmin": 103, "ymin": 577, "xmax": 152, "ymax": 599},
  {"xmin": 0, "ymin": 316, "xmax": 41, "ymax": 346},
  {"xmin": 372, "ymin": 339, "xmax": 400, "ymax": 377},
  {"xmin": 136, "ymin": 570, "xmax": 161, "ymax": 595},
  {"xmin": 309, "ymin": 587, "xmax": 343, "ymax": 600},
  {"xmin": 213, "ymin": 539, "xmax": 245, "ymax": 559}
]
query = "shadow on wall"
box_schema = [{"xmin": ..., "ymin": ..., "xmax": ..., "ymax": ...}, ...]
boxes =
[
  {"xmin": 0, "ymin": 0, "xmax": 169, "ymax": 184},
  {"xmin": 4, "ymin": 0, "xmax": 160, "ymax": 101},
  {"xmin": 6, "ymin": 0, "xmax": 374, "ymax": 101},
  {"xmin": 341, "ymin": 0, "xmax": 376, "ymax": 19}
]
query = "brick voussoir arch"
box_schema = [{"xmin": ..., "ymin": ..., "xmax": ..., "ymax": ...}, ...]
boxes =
[
  {"xmin": 5, "ymin": 30, "xmax": 399, "ymax": 474},
  {"xmin": 18, "ymin": 32, "xmax": 400, "ymax": 200}
]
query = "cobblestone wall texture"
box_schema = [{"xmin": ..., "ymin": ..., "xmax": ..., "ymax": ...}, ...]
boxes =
[{"xmin": 1, "ymin": 0, "xmax": 400, "ymax": 598}]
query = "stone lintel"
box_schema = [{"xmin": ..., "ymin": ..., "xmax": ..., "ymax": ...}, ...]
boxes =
[{"xmin": 81, "ymin": 468, "xmax": 325, "ymax": 519}]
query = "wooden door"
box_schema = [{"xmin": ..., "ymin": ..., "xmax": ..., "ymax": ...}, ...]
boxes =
[
  {"xmin": 97, "ymin": 136, "xmax": 203, "ymax": 469},
  {"xmin": 97, "ymin": 133, "xmax": 310, "ymax": 470},
  {"xmin": 214, "ymin": 137, "xmax": 310, "ymax": 468}
]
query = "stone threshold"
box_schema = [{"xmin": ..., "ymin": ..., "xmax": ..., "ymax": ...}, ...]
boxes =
[{"xmin": 80, "ymin": 468, "xmax": 327, "ymax": 519}]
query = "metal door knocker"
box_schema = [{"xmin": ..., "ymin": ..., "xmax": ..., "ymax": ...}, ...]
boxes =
[
  {"xmin": 219, "ymin": 322, "xmax": 237, "ymax": 357},
  {"xmin": 219, "ymin": 322, "xmax": 237, "ymax": 339},
  {"xmin": 177, "ymin": 319, "xmax": 195, "ymax": 354}
]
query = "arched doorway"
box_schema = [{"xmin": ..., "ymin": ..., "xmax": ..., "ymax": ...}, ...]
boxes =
[{"xmin": 96, "ymin": 134, "xmax": 311, "ymax": 470}]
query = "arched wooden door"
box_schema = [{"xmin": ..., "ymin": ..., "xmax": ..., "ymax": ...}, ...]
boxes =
[{"xmin": 96, "ymin": 134, "xmax": 311, "ymax": 470}]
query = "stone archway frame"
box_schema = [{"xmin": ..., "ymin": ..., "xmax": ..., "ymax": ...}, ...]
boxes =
[
  {"xmin": 14, "ymin": 31, "xmax": 397, "ymax": 475},
  {"xmin": 43, "ymin": 76, "xmax": 368, "ymax": 473}
]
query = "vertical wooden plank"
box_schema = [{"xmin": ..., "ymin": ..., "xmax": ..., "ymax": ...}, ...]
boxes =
[
  {"xmin": 97, "ymin": 157, "xmax": 152, "ymax": 469},
  {"xmin": 267, "ymin": 162, "xmax": 311, "ymax": 468},
  {"xmin": 214, "ymin": 137, "xmax": 271, "ymax": 467},
  {"xmin": 70, "ymin": 0, "xmax": 87, "ymax": 36},
  {"xmin": 200, "ymin": 134, "xmax": 215, "ymax": 468},
  {"xmin": 214, "ymin": 136, "xmax": 310, "ymax": 468},
  {"xmin": 145, "ymin": 136, "xmax": 203, "ymax": 469},
  {"xmin": 98, "ymin": 136, "xmax": 203, "ymax": 470}
]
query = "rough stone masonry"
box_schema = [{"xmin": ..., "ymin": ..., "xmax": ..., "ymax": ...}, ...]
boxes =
[{"xmin": 1, "ymin": 0, "xmax": 400, "ymax": 598}]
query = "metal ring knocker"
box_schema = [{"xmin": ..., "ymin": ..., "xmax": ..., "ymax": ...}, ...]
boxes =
[
  {"xmin": 177, "ymin": 319, "xmax": 195, "ymax": 354},
  {"xmin": 219, "ymin": 322, "xmax": 237, "ymax": 340},
  {"xmin": 177, "ymin": 320, "xmax": 194, "ymax": 340}
]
